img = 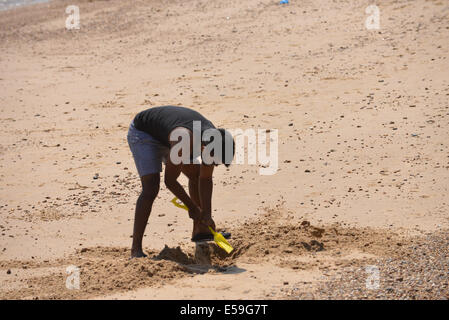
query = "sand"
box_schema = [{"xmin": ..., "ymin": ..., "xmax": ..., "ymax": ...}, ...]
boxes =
[{"xmin": 0, "ymin": 0, "xmax": 448, "ymax": 299}]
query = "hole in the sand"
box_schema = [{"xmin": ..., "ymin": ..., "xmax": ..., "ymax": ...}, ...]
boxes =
[
  {"xmin": 152, "ymin": 244, "xmax": 241, "ymax": 274},
  {"xmin": 220, "ymin": 266, "xmax": 246, "ymax": 274},
  {"xmin": 153, "ymin": 246, "xmax": 195, "ymax": 265}
]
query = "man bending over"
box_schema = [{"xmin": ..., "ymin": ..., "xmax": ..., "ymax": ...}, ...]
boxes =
[{"xmin": 127, "ymin": 105, "xmax": 234, "ymax": 258}]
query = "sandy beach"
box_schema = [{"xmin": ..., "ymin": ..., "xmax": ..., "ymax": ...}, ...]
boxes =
[{"xmin": 0, "ymin": 0, "xmax": 448, "ymax": 299}]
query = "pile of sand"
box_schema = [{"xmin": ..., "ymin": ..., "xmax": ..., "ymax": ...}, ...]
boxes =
[{"xmin": 0, "ymin": 208, "xmax": 403, "ymax": 299}]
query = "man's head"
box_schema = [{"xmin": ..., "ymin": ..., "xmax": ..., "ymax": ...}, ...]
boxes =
[{"xmin": 202, "ymin": 128, "xmax": 235, "ymax": 167}]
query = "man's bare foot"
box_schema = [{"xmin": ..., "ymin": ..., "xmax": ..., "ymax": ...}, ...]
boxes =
[{"xmin": 131, "ymin": 250, "xmax": 147, "ymax": 258}]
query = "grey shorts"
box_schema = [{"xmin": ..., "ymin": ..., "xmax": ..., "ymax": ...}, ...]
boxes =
[{"xmin": 127, "ymin": 121, "xmax": 170, "ymax": 177}]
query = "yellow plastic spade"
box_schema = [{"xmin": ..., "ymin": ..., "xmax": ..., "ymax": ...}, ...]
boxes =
[
  {"xmin": 170, "ymin": 197, "xmax": 234, "ymax": 254},
  {"xmin": 170, "ymin": 197, "xmax": 189, "ymax": 211},
  {"xmin": 207, "ymin": 226, "xmax": 234, "ymax": 254}
]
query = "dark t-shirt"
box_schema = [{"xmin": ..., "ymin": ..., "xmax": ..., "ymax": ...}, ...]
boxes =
[{"xmin": 133, "ymin": 106, "xmax": 216, "ymax": 147}]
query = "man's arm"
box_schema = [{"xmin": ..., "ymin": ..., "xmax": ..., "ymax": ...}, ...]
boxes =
[{"xmin": 164, "ymin": 159, "xmax": 201, "ymax": 220}]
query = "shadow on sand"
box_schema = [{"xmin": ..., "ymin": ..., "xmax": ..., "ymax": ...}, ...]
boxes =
[{"xmin": 150, "ymin": 243, "xmax": 246, "ymax": 275}]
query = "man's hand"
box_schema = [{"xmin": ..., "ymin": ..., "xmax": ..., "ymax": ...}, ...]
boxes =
[
  {"xmin": 188, "ymin": 206, "xmax": 202, "ymax": 221},
  {"xmin": 201, "ymin": 214, "xmax": 216, "ymax": 231}
]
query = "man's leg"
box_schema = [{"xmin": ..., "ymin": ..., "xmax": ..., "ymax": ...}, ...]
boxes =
[
  {"xmin": 131, "ymin": 173, "xmax": 160, "ymax": 258},
  {"xmin": 188, "ymin": 177, "xmax": 200, "ymax": 207}
]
